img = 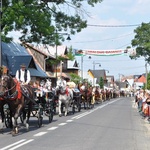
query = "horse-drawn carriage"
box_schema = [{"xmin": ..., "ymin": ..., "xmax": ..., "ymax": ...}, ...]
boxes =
[
  {"xmin": 55, "ymin": 80, "xmax": 81, "ymax": 116},
  {"xmin": 0, "ymin": 68, "xmax": 55, "ymax": 135}
]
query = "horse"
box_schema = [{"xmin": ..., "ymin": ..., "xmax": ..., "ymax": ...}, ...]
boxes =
[
  {"xmin": 55, "ymin": 79, "xmax": 73, "ymax": 117},
  {"xmin": 0, "ymin": 73, "xmax": 35, "ymax": 135},
  {"xmin": 93, "ymin": 85, "xmax": 103, "ymax": 104},
  {"xmin": 0, "ymin": 67, "xmax": 13, "ymax": 131},
  {"xmin": 79, "ymin": 83, "xmax": 92, "ymax": 109}
]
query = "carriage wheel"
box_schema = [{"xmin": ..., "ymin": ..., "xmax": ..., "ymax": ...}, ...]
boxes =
[
  {"xmin": 48, "ymin": 110, "xmax": 53, "ymax": 123},
  {"xmin": 31, "ymin": 111, "xmax": 37, "ymax": 117},
  {"xmin": 37, "ymin": 106, "xmax": 43, "ymax": 127},
  {"xmin": 72, "ymin": 100, "xmax": 75, "ymax": 114},
  {"xmin": 4, "ymin": 112, "xmax": 11, "ymax": 128},
  {"xmin": 77, "ymin": 103, "xmax": 81, "ymax": 112},
  {"xmin": 38, "ymin": 116, "xmax": 43, "ymax": 128},
  {"xmin": 77, "ymin": 96, "xmax": 81, "ymax": 112}
]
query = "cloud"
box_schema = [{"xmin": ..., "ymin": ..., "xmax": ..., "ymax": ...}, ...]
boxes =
[{"xmin": 129, "ymin": 0, "xmax": 150, "ymax": 15}]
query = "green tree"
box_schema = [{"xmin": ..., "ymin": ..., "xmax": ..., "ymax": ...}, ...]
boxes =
[
  {"xmin": 146, "ymin": 73, "xmax": 150, "ymax": 90},
  {"xmin": 130, "ymin": 22, "xmax": 150, "ymax": 62},
  {"xmin": 66, "ymin": 46, "xmax": 75, "ymax": 61},
  {"xmin": 2, "ymin": 0, "xmax": 103, "ymax": 44},
  {"xmin": 69, "ymin": 73, "xmax": 81, "ymax": 84},
  {"xmin": 99, "ymin": 77, "xmax": 104, "ymax": 89}
]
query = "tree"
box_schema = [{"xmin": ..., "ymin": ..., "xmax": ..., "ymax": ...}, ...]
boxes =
[
  {"xmin": 69, "ymin": 73, "xmax": 81, "ymax": 84},
  {"xmin": 2, "ymin": 0, "xmax": 103, "ymax": 45},
  {"xmin": 131, "ymin": 22, "xmax": 150, "ymax": 62},
  {"xmin": 145, "ymin": 73, "xmax": 150, "ymax": 90},
  {"xmin": 99, "ymin": 77, "xmax": 104, "ymax": 89}
]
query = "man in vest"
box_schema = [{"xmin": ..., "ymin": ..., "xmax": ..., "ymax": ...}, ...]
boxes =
[{"xmin": 15, "ymin": 64, "xmax": 31, "ymax": 85}]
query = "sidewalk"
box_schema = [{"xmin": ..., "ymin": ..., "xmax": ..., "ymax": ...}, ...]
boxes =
[{"xmin": 131, "ymin": 98, "xmax": 150, "ymax": 132}]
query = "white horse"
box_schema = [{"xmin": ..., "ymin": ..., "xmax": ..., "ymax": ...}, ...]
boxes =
[
  {"xmin": 56, "ymin": 79, "xmax": 73, "ymax": 117},
  {"xmin": 45, "ymin": 79, "xmax": 52, "ymax": 91}
]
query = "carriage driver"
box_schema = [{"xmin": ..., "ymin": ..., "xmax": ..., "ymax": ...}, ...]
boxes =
[
  {"xmin": 57, "ymin": 74, "xmax": 67, "ymax": 87},
  {"xmin": 15, "ymin": 64, "xmax": 31, "ymax": 85}
]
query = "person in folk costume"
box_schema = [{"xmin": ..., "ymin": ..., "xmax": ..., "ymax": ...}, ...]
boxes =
[
  {"xmin": 57, "ymin": 75, "xmax": 67, "ymax": 87},
  {"xmin": 15, "ymin": 64, "xmax": 31, "ymax": 85}
]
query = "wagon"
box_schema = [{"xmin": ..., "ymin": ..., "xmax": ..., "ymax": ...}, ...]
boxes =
[
  {"xmin": 72, "ymin": 88, "xmax": 81, "ymax": 114},
  {"xmin": 30, "ymin": 90, "xmax": 55, "ymax": 127}
]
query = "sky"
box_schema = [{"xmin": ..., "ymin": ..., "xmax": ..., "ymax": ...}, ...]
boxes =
[
  {"xmin": 62, "ymin": 0, "xmax": 150, "ymax": 80},
  {"xmin": 10, "ymin": 0, "xmax": 150, "ymax": 80}
]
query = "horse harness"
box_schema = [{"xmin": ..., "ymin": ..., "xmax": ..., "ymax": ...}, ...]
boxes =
[{"xmin": 0, "ymin": 75, "xmax": 20, "ymax": 100}]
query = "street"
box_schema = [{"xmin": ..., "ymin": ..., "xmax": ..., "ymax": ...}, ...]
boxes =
[{"xmin": 0, "ymin": 97, "xmax": 150, "ymax": 150}]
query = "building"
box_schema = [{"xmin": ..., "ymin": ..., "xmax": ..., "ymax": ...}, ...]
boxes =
[{"xmin": 2, "ymin": 41, "xmax": 48, "ymax": 84}]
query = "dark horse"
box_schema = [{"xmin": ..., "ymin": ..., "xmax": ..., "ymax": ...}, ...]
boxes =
[
  {"xmin": 79, "ymin": 83, "xmax": 92, "ymax": 109},
  {"xmin": 0, "ymin": 67, "xmax": 9, "ymax": 131},
  {"xmin": 0, "ymin": 73, "xmax": 35, "ymax": 135}
]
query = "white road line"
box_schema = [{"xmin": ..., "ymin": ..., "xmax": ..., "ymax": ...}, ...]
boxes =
[
  {"xmin": 72, "ymin": 99, "xmax": 120, "ymax": 119},
  {"xmin": 0, "ymin": 139, "xmax": 27, "ymax": 150},
  {"xmin": 9, "ymin": 139, "xmax": 34, "ymax": 150},
  {"xmin": 71, "ymin": 112, "xmax": 90, "ymax": 119},
  {"xmin": 66, "ymin": 120, "xmax": 73, "ymax": 122},
  {"xmin": 58, "ymin": 123, "xmax": 67, "ymax": 126},
  {"xmin": 47, "ymin": 126, "xmax": 58, "ymax": 130},
  {"xmin": 74, "ymin": 112, "xmax": 91, "ymax": 119},
  {"xmin": 33, "ymin": 132, "xmax": 47, "ymax": 136}
]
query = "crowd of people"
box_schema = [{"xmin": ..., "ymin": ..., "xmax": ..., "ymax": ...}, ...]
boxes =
[{"xmin": 134, "ymin": 89, "xmax": 150, "ymax": 123}]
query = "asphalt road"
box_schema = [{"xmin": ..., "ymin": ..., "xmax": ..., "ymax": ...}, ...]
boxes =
[{"xmin": 0, "ymin": 97, "xmax": 150, "ymax": 150}]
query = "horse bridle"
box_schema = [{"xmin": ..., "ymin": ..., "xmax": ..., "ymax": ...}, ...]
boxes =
[{"xmin": 0, "ymin": 75, "xmax": 17, "ymax": 99}]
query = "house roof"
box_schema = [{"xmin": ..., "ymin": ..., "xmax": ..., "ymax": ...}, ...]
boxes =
[
  {"xmin": 24, "ymin": 43, "xmax": 55, "ymax": 59},
  {"xmin": 32, "ymin": 45, "xmax": 68, "ymax": 57},
  {"xmin": 88, "ymin": 69, "xmax": 106, "ymax": 79},
  {"xmin": 2, "ymin": 42, "xmax": 48, "ymax": 78},
  {"xmin": 115, "ymin": 81, "xmax": 127, "ymax": 89},
  {"xmin": 67, "ymin": 60, "xmax": 79, "ymax": 70},
  {"xmin": 30, "ymin": 44, "xmax": 79, "ymax": 71}
]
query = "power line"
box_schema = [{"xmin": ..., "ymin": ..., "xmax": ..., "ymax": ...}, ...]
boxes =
[
  {"xmin": 87, "ymin": 24, "xmax": 141, "ymax": 27},
  {"xmin": 73, "ymin": 33, "xmax": 133, "ymax": 44}
]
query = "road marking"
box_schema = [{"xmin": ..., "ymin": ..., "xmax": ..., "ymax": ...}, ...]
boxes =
[
  {"xmin": 58, "ymin": 123, "xmax": 67, "ymax": 126},
  {"xmin": 9, "ymin": 139, "xmax": 34, "ymax": 150},
  {"xmin": 0, "ymin": 139, "xmax": 26, "ymax": 150},
  {"xmin": 33, "ymin": 132, "xmax": 47, "ymax": 136},
  {"xmin": 0, "ymin": 98, "xmax": 121, "ymax": 150},
  {"xmin": 0, "ymin": 139, "xmax": 34, "ymax": 150},
  {"xmin": 71, "ymin": 112, "xmax": 90, "ymax": 119},
  {"xmin": 47, "ymin": 126, "xmax": 58, "ymax": 130},
  {"xmin": 66, "ymin": 120, "xmax": 73, "ymax": 122},
  {"xmin": 72, "ymin": 99, "xmax": 120, "ymax": 119}
]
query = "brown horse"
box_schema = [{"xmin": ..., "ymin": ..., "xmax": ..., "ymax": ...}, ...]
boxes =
[
  {"xmin": 0, "ymin": 67, "xmax": 12, "ymax": 131},
  {"xmin": 79, "ymin": 83, "xmax": 92, "ymax": 109},
  {"xmin": 0, "ymin": 73, "xmax": 35, "ymax": 135}
]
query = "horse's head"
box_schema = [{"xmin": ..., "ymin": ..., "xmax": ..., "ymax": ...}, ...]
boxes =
[
  {"xmin": 45, "ymin": 79, "xmax": 52, "ymax": 90},
  {"xmin": 56, "ymin": 79, "xmax": 66, "ymax": 92},
  {"xmin": 0, "ymin": 74, "xmax": 13, "ymax": 97},
  {"xmin": 40, "ymin": 80, "xmax": 45, "ymax": 87}
]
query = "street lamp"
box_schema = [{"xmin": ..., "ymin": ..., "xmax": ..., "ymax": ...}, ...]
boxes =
[
  {"xmin": 93, "ymin": 61, "xmax": 101, "ymax": 86},
  {"xmin": 105, "ymin": 70, "xmax": 109, "ymax": 73},
  {"xmin": 118, "ymin": 73, "xmax": 124, "ymax": 82},
  {"xmin": 55, "ymin": 30, "xmax": 71, "ymax": 85},
  {"xmin": 105, "ymin": 70, "xmax": 109, "ymax": 87},
  {"xmin": 81, "ymin": 55, "xmax": 91, "ymax": 80}
]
